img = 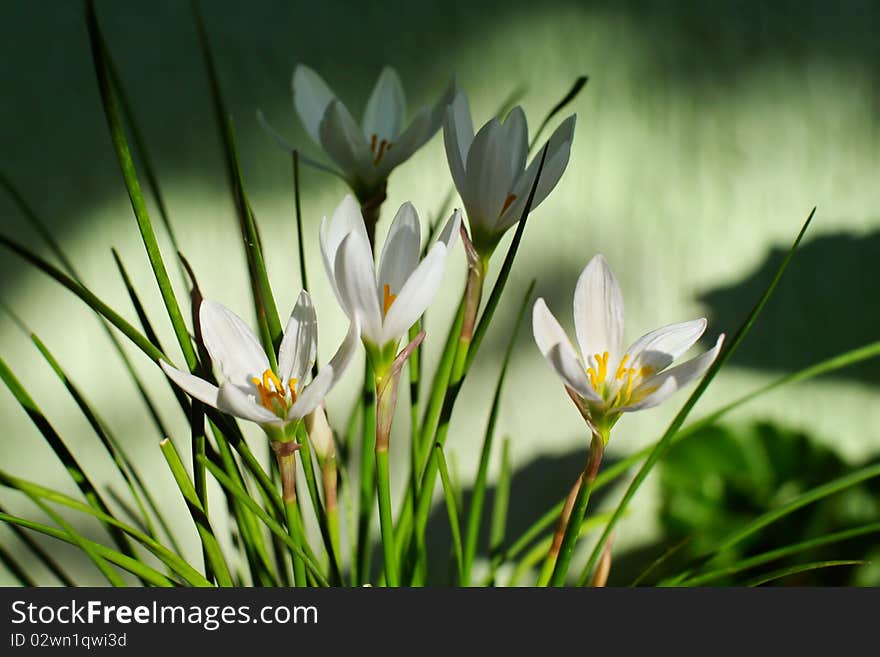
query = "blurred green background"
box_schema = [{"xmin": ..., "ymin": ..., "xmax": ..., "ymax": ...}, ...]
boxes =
[{"xmin": 1, "ymin": 0, "xmax": 878, "ymax": 585}]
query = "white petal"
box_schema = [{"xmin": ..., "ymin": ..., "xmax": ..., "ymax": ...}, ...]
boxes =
[
  {"xmin": 380, "ymin": 242, "xmax": 447, "ymax": 344},
  {"xmin": 464, "ymin": 118, "xmax": 518, "ymax": 225},
  {"xmin": 278, "ymin": 291, "xmax": 318, "ymax": 385},
  {"xmin": 289, "ymin": 319, "xmax": 360, "ymax": 420},
  {"xmin": 532, "ymin": 298, "xmax": 601, "ymax": 403},
  {"xmin": 362, "ymin": 67, "xmax": 407, "ymax": 141},
  {"xmin": 618, "ymin": 334, "xmax": 725, "ymax": 412},
  {"xmin": 443, "ymin": 92, "xmax": 474, "ymax": 196},
  {"xmin": 573, "ymin": 254, "xmax": 624, "ymax": 370},
  {"xmin": 199, "ymin": 300, "xmax": 269, "ymax": 387},
  {"xmin": 378, "ymin": 202, "xmax": 422, "ymax": 298},
  {"xmin": 374, "ymin": 107, "xmax": 430, "ymax": 175},
  {"xmin": 425, "ymin": 76, "xmax": 459, "ymax": 144},
  {"xmin": 217, "ymin": 382, "xmax": 280, "ymax": 425},
  {"xmin": 320, "ymin": 194, "xmax": 369, "ymax": 299},
  {"xmin": 292, "ymin": 65, "xmax": 336, "ymax": 144},
  {"xmin": 503, "ymin": 106, "xmax": 529, "ymax": 177},
  {"xmin": 334, "ymin": 232, "xmax": 383, "ymax": 343},
  {"xmin": 623, "ymin": 319, "xmax": 708, "ymax": 375},
  {"xmin": 500, "ymin": 114, "xmax": 576, "ymax": 230},
  {"xmin": 159, "ymin": 360, "xmax": 219, "ymax": 409},
  {"xmin": 436, "ymin": 209, "xmax": 462, "ymax": 251},
  {"xmin": 318, "ymin": 100, "xmax": 373, "ymax": 178}
]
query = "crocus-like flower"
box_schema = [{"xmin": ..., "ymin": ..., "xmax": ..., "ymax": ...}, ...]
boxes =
[
  {"xmin": 444, "ymin": 91, "xmax": 576, "ymax": 255},
  {"xmin": 160, "ymin": 292, "xmax": 358, "ymax": 438},
  {"xmin": 286, "ymin": 65, "xmax": 455, "ymax": 199},
  {"xmin": 320, "ymin": 194, "xmax": 460, "ymax": 365},
  {"xmin": 532, "ymin": 254, "xmax": 724, "ymax": 440}
]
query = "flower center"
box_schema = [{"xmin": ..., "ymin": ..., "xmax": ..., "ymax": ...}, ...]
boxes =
[
  {"xmin": 251, "ymin": 369, "xmax": 297, "ymax": 417},
  {"xmin": 383, "ymin": 283, "xmax": 397, "ymax": 317},
  {"xmin": 586, "ymin": 352, "xmax": 655, "ymax": 407},
  {"xmin": 370, "ymin": 133, "xmax": 394, "ymax": 165}
]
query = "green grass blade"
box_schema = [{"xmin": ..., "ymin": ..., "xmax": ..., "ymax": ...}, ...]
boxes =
[
  {"xmin": 0, "ymin": 357, "xmax": 137, "ymax": 558},
  {"xmin": 0, "ymin": 236, "xmax": 167, "ymax": 363},
  {"xmin": 630, "ymin": 537, "xmax": 692, "ymax": 587},
  {"xmin": 0, "ymin": 470, "xmax": 211, "ymax": 586},
  {"xmin": 576, "ymin": 207, "xmax": 816, "ymax": 585},
  {"xmin": 678, "ymin": 522, "xmax": 880, "ymax": 587},
  {"xmin": 746, "ymin": 561, "xmax": 866, "ymax": 587},
  {"xmin": 29, "ymin": 497, "xmax": 127, "ymax": 586},
  {"xmin": 0, "ymin": 502, "xmax": 76, "ymax": 586},
  {"xmin": 485, "ymin": 437, "xmax": 513, "ymax": 585},
  {"xmin": 159, "ymin": 439, "xmax": 233, "ymax": 586},
  {"xmin": 0, "ymin": 542, "xmax": 36, "ymax": 586},
  {"xmin": 198, "ymin": 456, "xmax": 330, "ymax": 586},
  {"xmin": 434, "ymin": 444, "xmax": 465, "ymax": 585},
  {"xmin": 0, "ymin": 512, "xmax": 174, "ymax": 587},
  {"xmin": 462, "ymin": 281, "xmax": 534, "ymax": 584},
  {"xmin": 528, "ymin": 75, "xmax": 588, "ymax": 151},
  {"xmin": 85, "ymin": 2, "xmax": 198, "ymax": 372}
]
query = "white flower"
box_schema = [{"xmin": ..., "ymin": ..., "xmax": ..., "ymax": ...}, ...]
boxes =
[
  {"xmin": 160, "ymin": 292, "xmax": 358, "ymax": 431},
  {"xmin": 320, "ymin": 194, "xmax": 461, "ymax": 352},
  {"xmin": 288, "ymin": 65, "xmax": 456, "ymax": 194},
  {"xmin": 444, "ymin": 91, "xmax": 576, "ymax": 253},
  {"xmin": 532, "ymin": 255, "xmax": 724, "ymax": 432}
]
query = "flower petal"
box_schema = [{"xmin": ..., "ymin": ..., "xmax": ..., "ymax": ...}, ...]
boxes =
[
  {"xmin": 334, "ymin": 232, "xmax": 383, "ymax": 344},
  {"xmin": 465, "ymin": 117, "xmax": 519, "ymax": 225},
  {"xmin": 318, "ymin": 100, "xmax": 373, "ymax": 179},
  {"xmin": 573, "ymin": 254, "xmax": 624, "ymax": 371},
  {"xmin": 618, "ymin": 334, "xmax": 725, "ymax": 412},
  {"xmin": 320, "ymin": 194, "xmax": 369, "ymax": 298},
  {"xmin": 289, "ymin": 319, "xmax": 360, "ymax": 420},
  {"xmin": 532, "ymin": 298, "xmax": 601, "ymax": 403},
  {"xmin": 380, "ymin": 242, "xmax": 447, "ymax": 345},
  {"xmin": 374, "ymin": 107, "xmax": 430, "ymax": 176},
  {"xmin": 362, "ymin": 67, "xmax": 407, "ymax": 141},
  {"xmin": 435, "ymin": 208, "xmax": 462, "ymax": 251},
  {"xmin": 378, "ymin": 202, "xmax": 421, "ymax": 299},
  {"xmin": 199, "ymin": 299, "xmax": 269, "ymax": 388},
  {"xmin": 278, "ymin": 291, "xmax": 318, "ymax": 385},
  {"xmin": 159, "ymin": 361, "xmax": 219, "ymax": 408},
  {"xmin": 292, "ymin": 65, "xmax": 336, "ymax": 144},
  {"xmin": 443, "ymin": 92, "xmax": 474, "ymax": 200},
  {"xmin": 503, "ymin": 106, "xmax": 529, "ymax": 178},
  {"xmin": 623, "ymin": 318, "xmax": 708, "ymax": 376},
  {"xmin": 217, "ymin": 382, "xmax": 280, "ymax": 425},
  {"xmin": 425, "ymin": 76, "xmax": 459, "ymax": 143},
  {"xmin": 500, "ymin": 114, "xmax": 576, "ymax": 230}
]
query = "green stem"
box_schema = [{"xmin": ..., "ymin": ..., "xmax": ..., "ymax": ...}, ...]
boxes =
[
  {"xmin": 356, "ymin": 364, "xmax": 377, "ymax": 584},
  {"xmin": 376, "ymin": 447, "xmax": 399, "ymax": 586},
  {"xmin": 275, "ymin": 449, "xmax": 306, "ymax": 587},
  {"xmin": 546, "ymin": 434, "xmax": 605, "ymax": 587}
]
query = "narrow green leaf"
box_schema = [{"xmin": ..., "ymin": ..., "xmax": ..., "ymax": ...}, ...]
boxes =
[
  {"xmin": 0, "ymin": 357, "xmax": 137, "ymax": 558},
  {"xmin": 678, "ymin": 522, "xmax": 880, "ymax": 587},
  {"xmin": 0, "ymin": 542, "xmax": 36, "ymax": 586},
  {"xmin": 0, "ymin": 471, "xmax": 210, "ymax": 586},
  {"xmin": 528, "ymin": 75, "xmax": 588, "ymax": 151},
  {"xmin": 462, "ymin": 280, "xmax": 534, "ymax": 584},
  {"xmin": 577, "ymin": 208, "xmax": 817, "ymax": 586},
  {"xmin": 746, "ymin": 560, "xmax": 866, "ymax": 587},
  {"xmin": 159, "ymin": 439, "xmax": 233, "ymax": 586},
  {"xmin": 198, "ymin": 456, "xmax": 330, "ymax": 586},
  {"xmin": 0, "ymin": 512, "xmax": 174, "ymax": 587},
  {"xmin": 85, "ymin": 2, "xmax": 198, "ymax": 372},
  {"xmin": 630, "ymin": 537, "xmax": 691, "ymax": 587},
  {"xmin": 434, "ymin": 444, "xmax": 465, "ymax": 585},
  {"xmin": 488, "ymin": 437, "xmax": 513, "ymax": 568},
  {"xmin": 0, "ymin": 502, "xmax": 75, "ymax": 586}
]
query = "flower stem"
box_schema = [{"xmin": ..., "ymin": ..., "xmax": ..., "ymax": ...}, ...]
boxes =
[
  {"xmin": 274, "ymin": 446, "xmax": 306, "ymax": 587},
  {"xmin": 375, "ymin": 447, "xmax": 399, "ymax": 586},
  {"xmin": 544, "ymin": 434, "xmax": 605, "ymax": 586},
  {"xmin": 322, "ymin": 459, "xmax": 342, "ymax": 577},
  {"xmin": 356, "ymin": 364, "xmax": 377, "ymax": 584}
]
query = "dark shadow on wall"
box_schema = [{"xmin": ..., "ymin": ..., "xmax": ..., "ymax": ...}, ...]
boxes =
[
  {"xmin": 697, "ymin": 230, "xmax": 880, "ymax": 385},
  {"xmin": 3, "ymin": 0, "xmax": 880, "ymax": 294}
]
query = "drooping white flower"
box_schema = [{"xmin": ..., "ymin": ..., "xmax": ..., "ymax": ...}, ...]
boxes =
[
  {"xmin": 444, "ymin": 91, "xmax": 576, "ymax": 253},
  {"xmin": 266, "ymin": 65, "xmax": 456, "ymax": 197},
  {"xmin": 320, "ymin": 194, "xmax": 461, "ymax": 355},
  {"xmin": 532, "ymin": 255, "xmax": 724, "ymax": 436},
  {"xmin": 160, "ymin": 292, "xmax": 358, "ymax": 432}
]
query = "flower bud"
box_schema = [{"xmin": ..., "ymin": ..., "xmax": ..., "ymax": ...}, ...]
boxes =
[{"xmin": 305, "ymin": 405, "xmax": 335, "ymax": 462}]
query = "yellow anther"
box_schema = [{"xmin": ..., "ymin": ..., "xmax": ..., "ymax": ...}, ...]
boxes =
[
  {"xmin": 370, "ymin": 133, "xmax": 378, "ymax": 152},
  {"xmin": 252, "ymin": 369, "xmax": 289, "ymax": 413},
  {"xmin": 500, "ymin": 193, "xmax": 518, "ymax": 216},
  {"xmin": 587, "ymin": 368, "xmax": 598, "ymax": 390},
  {"xmin": 624, "ymin": 368, "xmax": 636, "ymax": 401},
  {"xmin": 262, "ymin": 369, "xmax": 283, "ymax": 393},
  {"xmin": 288, "ymin": 378, "xmax": 298, "ymax": 403},
  {"xmin": 615, "ymin": 355, "xmax": 631, "ymax": 380},
  {"xmin": 639, "ymin": 366, "xmax": 654, "ymax": 379},
  {"xmin": 383, "ymin": 283, "xmax": 397, "ymax": 316},
  {"xmin": 373, "ymin": 139, "xmax": 391, "ymax": 165}
]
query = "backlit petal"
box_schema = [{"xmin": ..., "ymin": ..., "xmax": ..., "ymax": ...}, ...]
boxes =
[
  {"xmin": 573, "ymin": 255, "xmax": 624, "ymax": 370},
  {"xmin": 278, "ymin": 291, "xmax": 318, "ymax": 384},
  {"xmin": 199, "ymin": 299, "xmax": 269, "ymax": 388}
]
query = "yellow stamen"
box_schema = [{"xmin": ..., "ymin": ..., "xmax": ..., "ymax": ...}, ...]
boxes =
[
  {"xmin": 383, "ymin": 283, "xmax": 397, "ymax": 316},
  {"xmin": 251, "ymin": 369, "xmax": 290, "ymax": 413},
  {"xmin": 370, "ymin": 133, "xmax": 378, "ymax": 152},
  {"xmin": 288, "ymin": 378, "xmax": 298, "ymax": 403},
  {"xmin": 639, "ymin": 366, "xmax": 654, "ymax": 378},
  {"xmin": 373, "ymin": 139, "xmax": 391, "ymax": 165},
  {"xmin": 615, "ymin": 354, "xmax": 631, "ymax": 380},
  {"xmin": 594, "ymin": 351, "xmax": 609, "ymax": 385},
  {"xmin": 624, "ymin": 368, "xmax": 635, "ymax": 401},
  {"xmin": 587, "ymin": 368, "xmax": 598, "ymax": 390},
  {"xmin": 500, "ymin": 193, "xmax": 517, "ymax": 215}
]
